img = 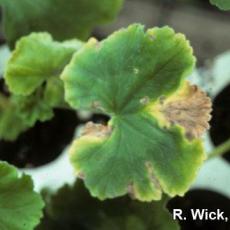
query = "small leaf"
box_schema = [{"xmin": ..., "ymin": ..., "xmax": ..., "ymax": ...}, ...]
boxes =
[
  {"xmin": 37, "ymin": 180, "xmax": 179, "ymax": 230},
  {"xmin": 210, "ymin": 0, "xmax": 230, "ymax": 10},
  {"xmin": 0, "ymin": 161, "xmax": 44, "ymax": 230},
  {"xmin": 10, "ymin": 77, "xmax": 66, "ymax": 127},
  {"xmin": 3, "ymin": 33, "xmax": 83, "ymax": 130},
  {"xmin": 0, "ymin": 0, "xmax": 123, "ymax": 47},
  {"xmin": 0, "ymin": 94, "xmax": 29, "ymax": 141},
  {"xmin": 62, "ymin": 24, "xmax": 209, "ymax": 201},
  {"xmin": 44, "ymin": 77, "xmax": 66, "ymax": 108},
  {"xmin": 12, "ymin": 93, "xmax": 54, "ymax": 127},
  {"xmin": 5, "ymin": 33, "xmax": 82, "ymax": 96}
]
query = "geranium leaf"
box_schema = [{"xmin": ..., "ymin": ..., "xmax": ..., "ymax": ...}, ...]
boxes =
[
  {"xmin": 62, "ymin": 24, "xmax": 195, "ymax": 114},
  {"xmin": 12, "ymin": 93, "xmax": 54, "ymax": 127},
  {"xmin": 0, "ymin": 0, "xmax": 123, "ymax": 47},
  {"xmin": 3, "ymin": 33, "xmax": 83, "ymax": 129},
  {"xmin": 11, "ymin": 77, "xmax": 66, "ymax": 127},
  {"xmin": 44, "ymin": 77, "xmax": 66, "ymax": 108},
  {"xmin": 37, "ymin": 180, "xmax": 179, "ymax": 230},
  {"xmin": 69, "ymin": 113, "xmax": 205, "ymax": 201},
  {"xmin": 210, "ymin": 0, "xmax": 230, "ymax": 10},
  {"xmin": 5, "ymin": 33, "xmax": 82, "ymax": 96},
  {"xmin": 0, "ymin": 161, "xmax": 44, "ymax": 230},
  {"xmin": 62, "ymin": 24, "xmax": 211, "ymax": 201},
  {"xmin": 0, "ymin": 86, "xmax": 59, "ymax": 141},
  {"xmin": 0, "ymin": 94, "xmax": 29, "ymax": 141}
]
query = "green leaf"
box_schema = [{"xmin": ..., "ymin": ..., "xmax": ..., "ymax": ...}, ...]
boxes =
[
  {"xmin": 70, "ymin": 113, "xmax": 204, "ymax": 201},
  {"xmin": 0, "ymin": 161, "xmax": 44, "ymax": 230},
  {"xmin": 210, "ymin": 0, "xmax": 230, "ymax": 10},
  {"xmin": 62, "ymin": 24, "xmax": 195, "ymax": 114},
  {"xmin": 3, "ymin": 33, "xmax": 83, "ymax": 129},
  {"xmin": 37, "ymin": 180, "xmax": 179, "ymax": 230},
  {"xmin": 0, "ymin": 94, "xmax": 29, "ymax": 141},
  {"xmin": 0, "ymin": 0, "xmax": 123, "ymax": 48},
  {"xmin": 0, "ymin": 82, "xmax": 65, "ymax": 140},
  {"xmin": 10, "ymin": 77, "xmax": 66, "ymax": 127},
  {"xmin": 62, "ymin": 24, "xmax": 207, "ymax": 201},
  {"xmin": 44, "ymin": 77, "xmax": 66, "ymax": 108},
  {"xmin": 0, "ymin": 85, "xmax": 60, "ymax": 140},
  {"xmin": 12, "ymin": 93, "xmax": 54, "ymax": 127},
  {"xmin": 5, "ymin": 32, "xmax": 82, "ymax": 96}
]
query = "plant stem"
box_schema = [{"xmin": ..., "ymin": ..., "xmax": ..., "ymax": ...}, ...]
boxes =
[{"xmin": 208, "ymin": 138, "xmax": 230, "ymax": 160}]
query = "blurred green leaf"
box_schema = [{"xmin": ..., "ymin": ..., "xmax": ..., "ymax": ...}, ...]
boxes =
[
  {"xmin": 12, "ymin": 93, "xmax": 53, "ymax": 127},
  {"xmin": 37, "ymin": 180, "xmax": 179, "ymax": 230},
  {"xmin": 210, "ymin": 0, "xmax": 230, "ymax": 10},
  {"xmin": 0, "ymin": 0, "xmax": 123, "ymax": 48},
  {"xmin": 44, "ymin": 77, "xmax": 66, "ymax": 108},
  {"xmin": 5, "ymin": 33, "xmax": 82, "ymax": 96},
  {"xmin": 11, "ymin": 77, "xmax": 66, "ymax": 127},
  {"xmin": 2, "ymin": 33, "xmax": 83, "ymax": 133},
  {"xmin": 0, "ymin": 161, "xmax": 44, "ymax": 230},
  {"xmin": 0, "ymin": 93, "xmax": 29, "ymax": 141}
]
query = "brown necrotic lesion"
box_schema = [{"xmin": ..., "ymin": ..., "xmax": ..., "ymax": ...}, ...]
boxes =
[
  {"xmin": 81, "ymin": 121, "xmax": 112, "ymax": 138},
  {"xmin": 159, "ymin": 81, "xmax": 212, "ymax": 140}
]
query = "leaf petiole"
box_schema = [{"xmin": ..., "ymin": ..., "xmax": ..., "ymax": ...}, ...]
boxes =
[{"xmin": 208, "ymin": 138, "xmax": 230, "ymax": 160}]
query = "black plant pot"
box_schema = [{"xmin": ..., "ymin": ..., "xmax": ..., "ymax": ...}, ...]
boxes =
[
  {"xmin": 210, "ymin": 83, "xmax": 230, "ymax": 163},
  {"xmin": 0, "ymin": 109, "xmax": 80, "ymax": 168},
  {"xmin": 0, "ymin": 102, "xmax": 110, "ymax": 169}
]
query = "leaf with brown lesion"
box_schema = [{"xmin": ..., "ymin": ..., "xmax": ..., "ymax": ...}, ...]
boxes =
[
  {"xmin": 63, "ymin": 24, "xmax": 206, "ymax": 201},
  {"xmin": 81, "ymin": 122, "xmax": 112, "ymax": 138},
  {"xmin": 154, "ymin": 81, "xmax": 212, "ymax": 140}
]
